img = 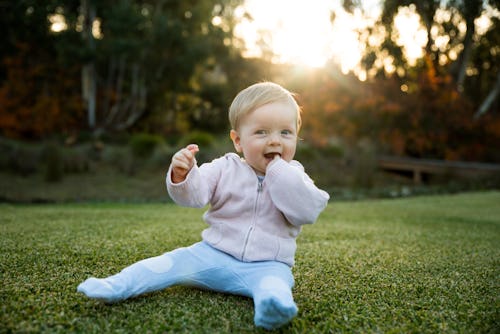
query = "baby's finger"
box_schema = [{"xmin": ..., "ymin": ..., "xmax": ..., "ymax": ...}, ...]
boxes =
[
  {"xmin": 172, "ymin": 151, "xmax": 189, "ymax": 166},
  {"xmin": 172, "ymin": 158, "xmax": 190, "ymax": 170},
  {"xmin": 186, "ymin": 144, "xmax": 199, "ymax": 155},
  {"xmin": 172, "ymin": 148, "xmax": 197, "ymax": 170},
  {"xmin": 174, "ymin": 148, "xmax": 192, "ymax": 161}
]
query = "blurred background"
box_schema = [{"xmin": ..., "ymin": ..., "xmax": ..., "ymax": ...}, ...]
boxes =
[{"xmin": 0, "ymin": 0, "xmax": 499, "ymax": 202}]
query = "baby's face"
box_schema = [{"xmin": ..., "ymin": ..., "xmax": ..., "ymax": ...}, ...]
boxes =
[{"xmin": 230, "ymin": 101, "xmax": 298, "ymax": 175}]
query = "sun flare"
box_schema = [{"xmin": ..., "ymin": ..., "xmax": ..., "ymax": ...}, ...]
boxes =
[{"xmin": 235, "ymin": 0, "xmax": 380, "ymax": 70}]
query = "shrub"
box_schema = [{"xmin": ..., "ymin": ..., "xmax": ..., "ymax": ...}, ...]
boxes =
[
  {"xmin": 295, "ymin": 143, "xmax": 320, "ymax": 161},
  {"xmin": 318, "ymin": 144, "xmax": 344, "ymax": 158},
  {"xmin": 102, "ymin": 145, "xmax": 135, "ymax": 175},
  {"xmin": 352, "ymin": 146, "xmax": 377, "ymax": 189},
  {"xmin": 0, "ymin": 139, "xmax": 41, "ymax": 176},
  {"xmin": 178, "ymin": 131, "xmax": 215, "ymax": 148},
  {"xmin": 150, "ymin": 144, "xmax": 177, "ymax": 168},
  {"xmin": 0, "ymin": 138, "xmax": 13, "ymax": 170},
  {"xmin": 42, "ymin": 142, "xmax": 64, "ymax": 182},
  {"xmin": 174, "ymin": 131, "xmax": 217, "ymax": 164},
  {"xmin": 18, "ymin": 146, "xmax": 41, "ymax": 176},
  {"xmin": 63, "ymin": 146, "xmax": 91, "ymax": 173},
  {"xmin": 129, "ymin": 133, "xmax": 165, "ymax": 158}
]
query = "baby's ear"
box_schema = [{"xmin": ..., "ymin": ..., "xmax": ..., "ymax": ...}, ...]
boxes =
[{"xmin": 230, "ymin": 130, "xmax": 242, "ymax": 153}]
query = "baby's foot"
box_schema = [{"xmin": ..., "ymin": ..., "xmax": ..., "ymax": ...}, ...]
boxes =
[
  {"xmin": 254, "ymin": 294, "xmax": 298, "ymax": 330},
  {"xmin": 77, "ymin": 277, "xmax": 123, "ymax": 303}
]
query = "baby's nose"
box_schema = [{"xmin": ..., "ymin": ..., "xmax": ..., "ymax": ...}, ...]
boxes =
[{"xmin": 268, "ymin": 133, "xmax": 281, "ymax": 145}]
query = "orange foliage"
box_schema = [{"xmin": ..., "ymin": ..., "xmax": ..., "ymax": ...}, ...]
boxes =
[
  {"xmin": 298, "ymin": 58, "xmax": 500, "ymax": 162},
  {"xmin": 0, "ymin": 43, "xmax": 84, "ymax": 139}
]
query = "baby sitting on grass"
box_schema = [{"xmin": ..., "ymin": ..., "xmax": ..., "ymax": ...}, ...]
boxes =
[{"xmin": 77, "ymin": 82, "xmax": 330, "ymax": 330}]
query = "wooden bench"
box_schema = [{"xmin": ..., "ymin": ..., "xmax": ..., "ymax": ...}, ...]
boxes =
[{"xmin": 377, "ymin": 156, "xmax": 500, "ymax": 184}]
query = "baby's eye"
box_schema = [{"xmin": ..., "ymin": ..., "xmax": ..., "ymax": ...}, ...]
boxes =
[
  {"xmin": 281, "ymin": 130, "xmax": 293, "ymax": 136},
  {"xmin": 255, "ymin": 130, "xmax": 266, "ymax": 135}
]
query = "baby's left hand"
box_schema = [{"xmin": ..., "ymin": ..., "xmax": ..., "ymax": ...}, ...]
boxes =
[{"xmin": 266, "ymin": 154, "xmax": 282, "ymax": 171}]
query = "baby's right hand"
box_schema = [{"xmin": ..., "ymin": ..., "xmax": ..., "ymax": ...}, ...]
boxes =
[{"xmin": 171, "ymin": 144, "xmax": 199, "ymax": 183}]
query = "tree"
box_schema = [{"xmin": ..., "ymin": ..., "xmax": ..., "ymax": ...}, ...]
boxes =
[
  {"xmin": 475, "ymin": 72, "xmax": 500, "ymax": 119},
  {"xmin": 0, "ymin": 1, "xmax": 84, "ymax": 139},
  {"xmin": 74, "ymin": 0, "xmax": 245, "ymax": 134},
  {"xmin": 447, "ymin": 0, "xmax": 483, "ymax": 91},
  {"xmin": 80, "ymin": 0, "xmax": 97, "ymax": 129},
  {"xmin": 469, "ymin": 15, "xmax": 500, "ymax": 118},
  {"xmin": 344, "ymin": 0, "xmax": 499, "ymax": 110},
  {"xmin": 0, "ymin": 0, "xmax": 246, "ymax": 139}
]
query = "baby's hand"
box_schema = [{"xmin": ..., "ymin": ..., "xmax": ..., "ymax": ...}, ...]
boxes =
[
  {"xmin": 266, "ymin": 154, "xmax": 282, "ymax": 170},
  {"xmin": 171, "ymin": 144, "xmax": 199, "ymax": 183}
]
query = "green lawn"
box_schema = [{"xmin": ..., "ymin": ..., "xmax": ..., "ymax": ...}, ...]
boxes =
[{"xmin": 1, "ymin": 192, "xmax": 499, "ymax": 333}]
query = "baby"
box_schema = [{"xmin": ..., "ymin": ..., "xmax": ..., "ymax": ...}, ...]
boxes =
[{"xmin": 77, "ymin": 82, "xmax": 330, "ymax": 330}]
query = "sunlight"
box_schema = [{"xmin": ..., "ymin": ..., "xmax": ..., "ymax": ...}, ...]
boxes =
[
  {"xmin": 49, "ymin": 14, "xmax": 68, "ymax": 32},
  {"xmin": 330, "ymin": 8, "xmax": 375, "ymax": 74},
  {"xmin": 235, "ymin": 0, "xmax": 380, "ymax": 71},
  {"xmin": 393, "ymin": 5, "xmax": 427, "ymax": 66},
  {"xmin": 235, "ymin": 0, "xmax": 336, "ymax": 68}
]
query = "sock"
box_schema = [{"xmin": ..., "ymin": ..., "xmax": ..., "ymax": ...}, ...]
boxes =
[
  {"xmin": 77, "ymin": 253, "xmax": 175, "ymax": 303},
  {"xmin": 253, "ymin": 276, "xmax": 298, "ymax": 330},
  {"xmin": 77, "ymin": 276, "xmax": 126, "ymax": 303},
  {"xmin": 254, "ymin": 292, "xmax": 298, "ymax": 330}
]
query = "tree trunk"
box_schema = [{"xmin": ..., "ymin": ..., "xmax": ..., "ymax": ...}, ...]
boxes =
[
  {"xmin": 82, "ymin": 64, "xmax": 96, "ymax": 128},
  {"xmin": 455, "ymin": 0, "xmax": 482, "ymax": 92},
  {"xmin": 81, "ymin": 0, "xmax": 97, "ymax": 129},
  {"xmin": 474, "ymin": 72, "xmax": 500, "ymax": 119},
  {"xmin": 104, "ymin": 58, "xmax": 147, "ymax": 131},
  {"xmin": 455, "ymin": 17, "xmax": 474, "ymax": 92}
]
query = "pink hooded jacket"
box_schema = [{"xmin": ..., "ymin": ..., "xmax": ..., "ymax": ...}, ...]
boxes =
[{"xmin": 166, "ymin": 153, "xmax": 330, "ymax": 266}]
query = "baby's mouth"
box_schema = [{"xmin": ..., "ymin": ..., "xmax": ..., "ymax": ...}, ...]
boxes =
[{"xmin": 264, "ymin": 153, "xmax": 281, "ymax": 161}]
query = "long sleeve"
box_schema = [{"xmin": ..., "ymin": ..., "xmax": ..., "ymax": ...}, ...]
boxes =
[
  {"xmin": 265, "ymin": 159, "xmax": 330, "ymax": 226},
  {"xmin": 166, "ymin": 164, "xmax": 209, "ymax": 208},
  {"xmin": 166, "ymin": 156, "xmax": 225, "ymax": 208}
]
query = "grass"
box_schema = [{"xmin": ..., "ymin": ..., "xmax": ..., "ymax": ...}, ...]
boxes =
[
  {"xmin": 1, "ymin": 192, "xmax": 499, "ymax": 333},
  {"xmin": 0, "ymin": 167, "xmax": 171, "ymax": 203}
]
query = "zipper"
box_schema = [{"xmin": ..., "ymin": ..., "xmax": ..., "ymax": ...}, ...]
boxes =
[{"xmin": 241, "ymin": 178, "xmax": 263, "ymax": 261}]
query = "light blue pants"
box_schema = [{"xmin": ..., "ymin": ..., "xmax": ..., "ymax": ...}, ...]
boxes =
[{"xmin": 77, "ymin": 242, "xmax": 298, "ymax": 330}]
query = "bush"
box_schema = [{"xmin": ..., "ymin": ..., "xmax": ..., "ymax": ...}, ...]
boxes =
[
  {"xmin": 42, "ymin": 142, "xmax": 64, "ymax": 182},
  {"xmin": 0, "ymin": 138, "xmax": 13, "ymax": 170},
  {"xmin": 178, "ymin": 131, "xmax": 215, "ymax": 148},
  {"xmin": 295, "ymin": 144, "xmax": 319, "ymax": 161},
  {"xmin": 174, "ymin": 131, "xmax": 217, "ymax": 164},
  {"xmin": 318, "ymin": 144, "xmax": 344, "ymax": 158},
  {"xmin": 63, "ymin": 146, "xmax": 91, "ymax": 173},
  {"xmin": 129, "ymin": 133, "xmax": 165, "ymax": 158},
  {"xmin": 0, "ymin": 138, "xmax": 41, "ymax": 175},
  {"xmin": 352, "ymin": 145, "xmax": 377, "ymax": 189},
  {"xmin": 295, "ymin": 142, "xmax": 344, "ymax": 162},
  {"xmin": 150, "ymin": 144, "xmax": 177, "ymax": 168},
  {"xmin": 102, "ymin": 145, "xmax": 135, "ymax": 175}
]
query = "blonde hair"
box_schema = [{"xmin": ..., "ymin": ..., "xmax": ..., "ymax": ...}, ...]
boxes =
[{"xmin": 228, "ymin": 82, "xmax": 302, "ymax": 131}]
